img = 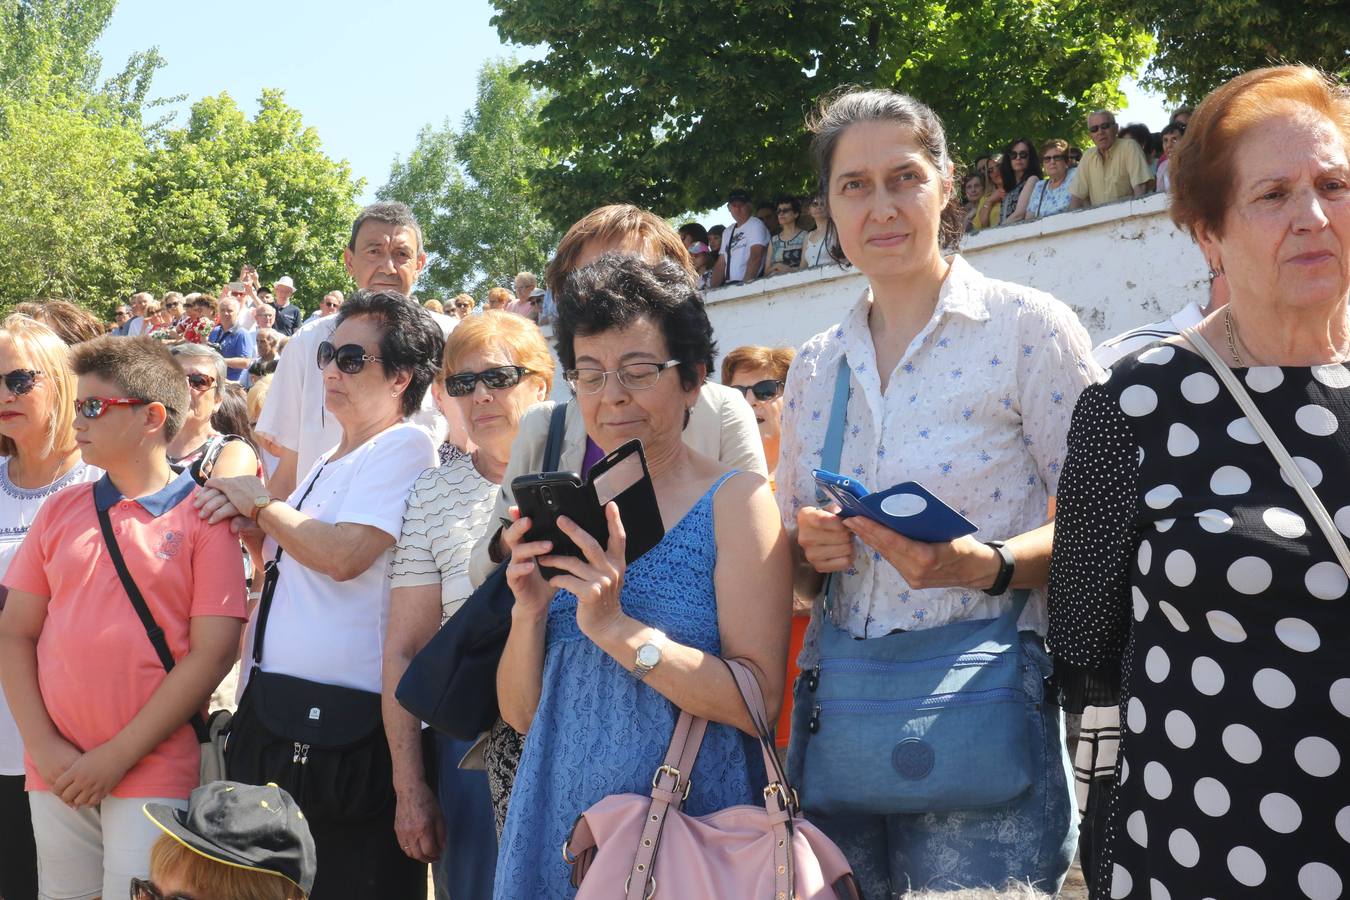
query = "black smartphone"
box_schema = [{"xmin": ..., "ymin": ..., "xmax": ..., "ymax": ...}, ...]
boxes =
[{"xmin": 511, "ymin": 439, "xmax": 665, "ymax": 581}]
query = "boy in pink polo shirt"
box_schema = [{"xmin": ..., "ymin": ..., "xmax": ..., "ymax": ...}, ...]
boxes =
[{"xmin": 0, "ymin": 336, "xmax": 246, "ymax": 900}]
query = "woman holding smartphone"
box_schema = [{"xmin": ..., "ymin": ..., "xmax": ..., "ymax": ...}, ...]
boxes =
[{"xmin": 778, "ymin": 88, "xmax": 1098, "ymax": 896}]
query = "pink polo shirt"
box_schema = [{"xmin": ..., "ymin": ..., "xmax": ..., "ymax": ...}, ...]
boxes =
[{"xmin": 3, "ymin": 469, "xmax": 247, "ymax": 799}]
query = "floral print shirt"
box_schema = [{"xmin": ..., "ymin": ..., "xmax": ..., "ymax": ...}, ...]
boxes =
[{"xmin": 775, "ymin": 255, "xmax": 1100, "ymax": 653}]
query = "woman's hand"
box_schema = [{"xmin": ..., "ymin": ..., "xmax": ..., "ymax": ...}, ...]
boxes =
[
  {"xmin": 28, "ymin": 733, "xmax": 81, "ymax": 789},
  {"xmin": 502, "ymin": 510, "xmax": 556, "ymax": 622},
  {"xmin": 843, "ymin": 517, "xmax": 999, "ymax": 590},
  {"xmin": 51, "ymin": 742, "xmax": 136, "ymax": 808},
  {"xmin": 542, "ymin": 503, "xmax": 628, "ymax": 642},
  {"xmin": 196, "ymin": 475, "xmax": 268, "ymax": 525},
  {"xmin": 796, "ymin": 504, "xmax": 856, "ymax": 573}
]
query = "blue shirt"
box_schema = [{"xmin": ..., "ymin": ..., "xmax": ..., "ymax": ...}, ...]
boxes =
[{"xmin": 208, "ymin": 326, "xmax": 256, "ymax": 381}]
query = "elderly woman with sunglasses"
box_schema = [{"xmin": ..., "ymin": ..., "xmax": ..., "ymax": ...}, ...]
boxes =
[
  {"xmin": 381, "ymin": 311, "xmax": 552, "ymax": 895},
  {"xmin": 1026, "ymin": 138, "xmax": 1079, "ymax": 220},
  {"xmin": 193, "ymin": 290, "xmax": 443, "ymax": 900},
  {"xmin": 493, "ymin": 254, "xmax": 792, "ymax": 898},
  {"xmin": 0, "ymin": 316, "xmax": 103, "ymax": 900},
  {"xmin": 167, "ymin": 344, "xmax": 261, "ymax": 479}
]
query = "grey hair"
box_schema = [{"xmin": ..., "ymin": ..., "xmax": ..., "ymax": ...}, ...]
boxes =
[
  {"xmin": 348, "ymin": 200, "xmax": 423, "ymax": 254},
  {"xmin": 1088, "ymin": 109, "xmax": 1117, "ymax": 124},
  {"xmin": 170, "ymin": 343, "xmax": 228, "ymax": 398},
  {"xmin": 808, "ymin": 87, "xmax": 963, "ymax": 253}
]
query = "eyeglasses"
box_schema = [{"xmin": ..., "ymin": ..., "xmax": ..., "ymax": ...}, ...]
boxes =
[
  {"xmin": 321, "ymin": 300, "xmax": 340, "ymax": 309},
  {"xmin": 445, "ymin": 365, "xmax": 532, "ymax": 397},
  {"xmin": 776, "ymin": 207, "xmax": 795, "ymax": 214},
  {"xmin": 0, "ymin": 369, "xmax": 41, "ymax": 396},
  {"xmin": 1088, "ymin": 122, "xmax": 1116, "ymax": 133},
  {"xmin": 1009, "ymin": 150, "xmax": 1031, "ymax": 160},
  {"xmin": 317, "ymin": 341, "xmax": 382, "ymax": 374},
  {"xmin": 74, "ymin": 397, "xmax": 147, "ymax": 419},
  {"xmin": 130, "ymin": 877, "xmax": 195, "ymax": 900},
  {"xmin": 565, "ymin": 360, "xmax": 680, "ymax": 395},
  {"xmin": 729, "ymin": 379, "xmax": 784, "ymax": 401},
  {"xmin": 185, "ymin": 373, "xmax": 216, "ymax": 392},
  {"xmin": 1043, "ymin": 154, "xmax": 1067, "ymax": 163}
]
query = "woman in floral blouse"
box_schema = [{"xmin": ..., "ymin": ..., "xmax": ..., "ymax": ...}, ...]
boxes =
[{"xmin": 779, "ymin": 87, "xmax": 1099, "ymax": 897}]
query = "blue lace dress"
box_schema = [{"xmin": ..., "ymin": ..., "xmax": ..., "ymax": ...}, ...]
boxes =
[{"xmin": 493, "ymin": 473, "xmax": 763, "ymax": 898}]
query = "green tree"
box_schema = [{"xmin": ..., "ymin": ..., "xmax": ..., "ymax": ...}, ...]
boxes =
[
  {"xmin": 490, "ymin": 0, "xmax": 1151, "ymax": 226},
  {"xmin": 132, "ymin": 89, "xmax": 363, "ymax": 309},
  {"xmin": 380, "ymin": 59, "xmax": 560, "ymax": 297},
  {"xmin": 1119, "ymin": 0, "xmax": 1349, "ymax": 103},
  {"xmin": 0, "ymin": 93, "xmax": 143, "ymax": 314}
]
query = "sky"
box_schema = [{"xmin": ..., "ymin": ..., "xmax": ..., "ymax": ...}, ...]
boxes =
[{"xmin": 94, "ymin": 1, "xmax": 1173, "ymax": 227}]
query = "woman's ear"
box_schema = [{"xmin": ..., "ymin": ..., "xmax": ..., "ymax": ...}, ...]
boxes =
[{"xmin": 1193, "ymin": 224, "xmax": 1224, "ymax": 277}]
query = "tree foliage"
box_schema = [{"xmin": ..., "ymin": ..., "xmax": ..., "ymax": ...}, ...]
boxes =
[
  {"xmin": 380, "ymin": 59, "xmax": 559, "ymax": 298},
  {"xmin": 490, "ymin": 0, "xmax": 1153, "ymax": 227},
  {"xmin": 1121, "ymin": 0, "xmax": 1349, "ymax": 103},
  {"xmin": 131, "ymin": 90, "xmax": 363, "ymax": 308}
]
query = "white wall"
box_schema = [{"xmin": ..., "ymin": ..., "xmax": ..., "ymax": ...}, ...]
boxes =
[{"xmin": 703, "ymin": 192, "xmax": 1209, "ymax": 359}]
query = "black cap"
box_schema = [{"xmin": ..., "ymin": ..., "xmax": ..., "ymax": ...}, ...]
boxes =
[
  {"xmin": 727, "ymin": 189, "xmax": 752, "ymax": 203},
  {"xmin": 144, "ymin": 782, "xmax": 317, "ymax": 893}
]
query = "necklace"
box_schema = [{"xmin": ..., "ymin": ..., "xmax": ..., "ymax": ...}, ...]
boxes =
[{"xmin": 1224, "ymin": 307, "xmax": 1244, "ymax": 367}]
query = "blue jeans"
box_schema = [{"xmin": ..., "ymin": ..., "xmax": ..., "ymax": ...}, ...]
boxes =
[
  {"xmin": 787, "ymin": 633, "xmax": 1077, "ymax": 899},
  {"xmin": 431, "ymin": 731, "xmax": 498, "ymax": 900}
]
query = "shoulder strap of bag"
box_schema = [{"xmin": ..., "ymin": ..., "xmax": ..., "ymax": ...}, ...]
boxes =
[
  {"xmin": 818, "ymin": 358, "xmax": 851, "ymax": 612},
  {"xmin": 1182, "ymin": 327, "xmax": 1350, "ymax": 578},
  {"xmin": 251, "ymin": 461, "xmax": 327, "ymax": 669},
  {"xmin": 95, "ymin": 500, "xmax": 209, "ymax": 744},
  {"xmin": 543, "ymin": 402, "xmax": 569, "ymax": 471}
]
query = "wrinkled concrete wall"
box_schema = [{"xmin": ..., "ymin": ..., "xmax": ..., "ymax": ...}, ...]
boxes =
[{"xmin": 703, "ymin": 192, "xmax": 1207, "ymax": 357}]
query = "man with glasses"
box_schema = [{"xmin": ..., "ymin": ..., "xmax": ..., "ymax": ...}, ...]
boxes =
[
  {"xmin": 1069, "ymin": 110, "xmax": 1155, "ymax": 209},
  {"xmin": 112, "ymin": 305, "xmax": 132, "ymax": 335},
  {"xmin": 303, "ymin": 290, "xmax": 344, "ymax": 324}
]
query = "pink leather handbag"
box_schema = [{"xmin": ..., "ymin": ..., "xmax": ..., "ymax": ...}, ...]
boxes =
[{"xmin": 564, "ymin": 659, "xmax": 861, "ymax": 900}]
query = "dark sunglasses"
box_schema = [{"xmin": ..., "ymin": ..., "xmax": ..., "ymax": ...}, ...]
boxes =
[
  {"xmin": 1088, "ymin": 122, "xmax": 1115, "ymax": 133},
  {"xmin": 729, "ymin": 379, "xmax": 784, "ymax": 401},
  {"xmin": 74, "ymin": 396, "xmax": 147, "ymax": 419},
  {"xmin": 445, "ymin": 365, "xmax": 531, "ymax": 397},
  {"xmin": 186, "ymin": 373, "xmax": 216, "ymax": 392},
  {"xmin": 776, "ymin": 207, "xmax": 795, "ymax": 214},
  {"xmin": 0, "ymin": 368, "xmax": 40, "ymax": 396},
  {"xmin": 130, "ymin": 877, "xmax": 195, "ymax": 900},
  {"xmin": 317, "ymin": 341, "xmax": 382, "ymax": 374},
  {"xmin": 1009, "ymin": 150, "xmax": 1031, "ymax": 160},
  {"xmin": 1043, "ymin": 154, "xmax": 1067, "ymax": 163}
]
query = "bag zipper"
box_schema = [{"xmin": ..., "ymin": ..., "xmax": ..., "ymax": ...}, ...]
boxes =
[
  {"xmin": 807, "ymin": 687, "xmax": 1025, "ymax": 732},
  {"xmin": 818, "ymin": 651, "xmax": 1007, "ymax": 675}
]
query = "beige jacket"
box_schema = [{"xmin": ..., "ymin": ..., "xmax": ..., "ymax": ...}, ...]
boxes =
[{"xmin": 468, "ymin": 380, "xmax": 767, "ymax": 586}]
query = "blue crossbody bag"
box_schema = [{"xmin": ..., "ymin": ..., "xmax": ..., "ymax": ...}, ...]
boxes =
[{"xmin": 796, "ymin": 359, "xmax": 1038, "ymax": 816}]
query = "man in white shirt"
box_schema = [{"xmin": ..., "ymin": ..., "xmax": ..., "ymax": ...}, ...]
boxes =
[
  {"xmin": 710, "ymin": 189, "xmax": 770, "ymax": 287},
  {"xmin": 1093, "ymin": 271, "xmax": 1229, "ymax": 367},
  {"xmin": 121, "ymin": 292, "xmax": 155, "ymax": 336},
  {"xmin": 255, "ymin": 201, "xmax": 461, "ymax": 499}
]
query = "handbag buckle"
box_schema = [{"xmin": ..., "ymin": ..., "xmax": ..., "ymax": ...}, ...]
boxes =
[
  {"xmin": 624, "ymin": 875, "xmax": 658, "ymax": 899},
  {"xmin": 652, "ymin": 764, "xmax": 691, "ymax": 800},
  {"xmin": 763, "ymin": 782, "xmax": 799, "ymax": 811}
]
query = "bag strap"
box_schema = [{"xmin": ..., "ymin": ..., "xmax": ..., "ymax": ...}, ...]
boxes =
[
  {"xmin": 252, "ymin": 460, "xmax": 327, "ymax": 669},
  {"xmin": 543, "ymin": 402, "xmax": 568, "ymax": 471},
  {"xmin": 1182, "ymin": 328, "xmax": 1350, "ymax": 579},
  {"xmin": 818, "ymin": 358, "xmax": 851, "ymax": 613},
  {"xmin": 626, "ymin": 658, "xmax": 796, "ymax": 900},
  {"xmin": 95, "ymin": 499, "xmax": 209, "ymax": 744}
]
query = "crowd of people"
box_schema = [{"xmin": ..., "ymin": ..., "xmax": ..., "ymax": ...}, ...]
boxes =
[{"xmin": 0, "ymin": 62, "xmax": 1346, "ymax": 900}]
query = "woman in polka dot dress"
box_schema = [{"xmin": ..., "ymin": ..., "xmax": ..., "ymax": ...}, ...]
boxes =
[{"xmin": 1047, "ymin": 66, "xmax": 1350, "ymax": 900}]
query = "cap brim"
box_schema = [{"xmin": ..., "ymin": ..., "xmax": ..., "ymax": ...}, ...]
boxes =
[{"xmin": 142, "ymin": 804, "xmax": 309, "ymax": 893}]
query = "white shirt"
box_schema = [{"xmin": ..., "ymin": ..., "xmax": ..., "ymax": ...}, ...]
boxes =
[
  {"xmin": 721, "ymin": 216, "xmax": 771, "ymax": 282},
  {"xmin": 240, "ymin": 423, "xmax": 437, "ymax": 694},
  {"xmin": 123, "ymin": 316, "xmax": 152, "ymax": 337},
  {"xmin": 390, "ymin": 446, "xmax": 498, "ymax": 623},
  {"xmin": 254, "ymin": 311, "xmax": 457, "ymax": 480},
  {"xmin": 802, "ymin": 229, "xmax": 832, "ymax": 268},
  {"xmin": 0, "ymin": 459, "xmax": 103, "ymax": 775},
  {"xmin": 776, "ymin": 255, "xmax": 1100, "ymax": 647},
  {"xmin": 1092, "ymin": 301, "xmax": 1205, "ymax": 368}
]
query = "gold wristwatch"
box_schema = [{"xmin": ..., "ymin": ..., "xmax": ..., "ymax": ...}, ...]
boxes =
[{"xmin": 250, "ymin": 494, "xmax": 274, "ymax": 519}]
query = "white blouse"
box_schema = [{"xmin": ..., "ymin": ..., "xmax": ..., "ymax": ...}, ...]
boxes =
[{"xmin": 775, "ymin": 255, "xmax": 1100, "ymax": 649}]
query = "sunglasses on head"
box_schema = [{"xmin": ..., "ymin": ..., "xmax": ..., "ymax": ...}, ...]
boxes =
[
  {"xmin": 74, "ymin": 396, "xmax": 147, "ymax": 419},
  {"xmin": 1088, "ymin": 122, "xmax": 1115, "ymax": 133},
  {"xmin": 317, "ymin": 341, "xmax": 382, "ymax": 374},
  {"xmin": 0, "ymin": 368, "xmax": 41, "ymax": 396},
  {"xmin": 729, "ymin": 379, "xmax": 784, "ymax": 401},
  {"xmin": 445, "ymin": 365, "xmax": 532, "ymax": 397},
  {"xmin": 186, "ymin": 373, "xmax": 216, "ymax": 392},
  {"xmin": 131, "ymin": 877, "xmax": 195, "ymax": 900}
]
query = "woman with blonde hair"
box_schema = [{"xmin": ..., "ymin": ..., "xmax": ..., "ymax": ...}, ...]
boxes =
[
  {"xmin": 384, "ymin": 310, "xmax": 553, "ymax": 896},
  {"xmin": 0, "ymin": 315, "xmax": 103, "ymax": 900},
  {"xmin": 423, "ymin": 298, "xmax": 444, "ymax": 315}
]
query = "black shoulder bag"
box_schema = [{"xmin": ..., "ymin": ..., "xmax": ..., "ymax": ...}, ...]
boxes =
[
  {"xmin": 396, "ymin": 402, "xmax": 568, "ymax": 740},
  {"xmin": 224, "ymin": 462, "xmax": 390, "ymax": 822},
  {"xmin": 95, "ymin": 503, "xmax": 227, "ymax": 784}
]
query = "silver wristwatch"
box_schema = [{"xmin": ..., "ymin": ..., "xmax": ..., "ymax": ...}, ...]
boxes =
[{"xmin": 633, "ymin": 630, "xmax": 666, "ymax": 682}]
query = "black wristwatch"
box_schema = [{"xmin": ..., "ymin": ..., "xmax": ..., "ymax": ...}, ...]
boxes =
[{"xmin": 982, "ymin": 540, "xmax": 1016, "ymax": 596}]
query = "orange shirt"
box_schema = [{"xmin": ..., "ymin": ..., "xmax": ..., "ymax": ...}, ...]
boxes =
[{"xmin": 3, "ymin": 471, "xmax": 247, "ymax": 799}]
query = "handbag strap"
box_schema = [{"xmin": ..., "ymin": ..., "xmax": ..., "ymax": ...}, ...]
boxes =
[
  {"xmin": 627, "ymin": 658, "xmax": 796, "ymax": 900},
  {"xmin": 819, "ymin": 357, "xmax": 851, "ymax": 614},
  {"xmin": 543, "ymin": 402, "xmax": 569, "ymax": 471},
  {"xmin": 252, "ymin": 460, "xmax": 327, "ymax": 669},
  {"xmin": 1182, "ymin": 328, "xmax": 1350, "ymax": 579},
  {"xmin": 95, "ymin": 498, "xmax": 209, "ymax": 744}
]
